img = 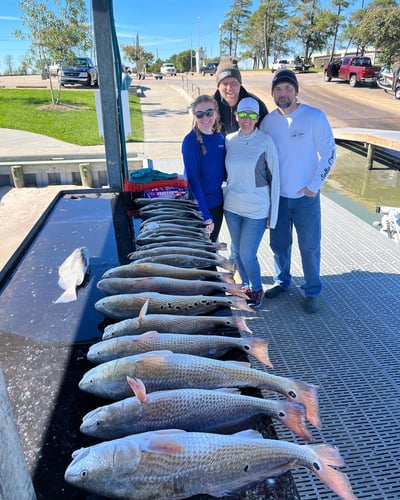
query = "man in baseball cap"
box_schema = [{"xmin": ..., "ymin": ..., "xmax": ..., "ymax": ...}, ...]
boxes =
[{"xmin": 213, "ymin": 57, "xmax": 268, "ymax": 135}]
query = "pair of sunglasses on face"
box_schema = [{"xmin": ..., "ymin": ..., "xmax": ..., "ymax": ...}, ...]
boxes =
[
  {"xmin": 237, "ymin": 111, "xmax": 259, "ymax": 120},
  {"xmin": 195, "ymin": 108, "xmax": 215, "ymax": 119}
]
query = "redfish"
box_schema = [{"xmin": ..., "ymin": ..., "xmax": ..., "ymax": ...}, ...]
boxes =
[
  {"xmin": 88, "ymin": 331, "xmax": 271, "ymax": 366},
  {"xmin": 65, "ymin": 429, "xmax": 356, "ymax": 500},
  {"xmin": 80, "ymin": 380, "xmax": 312, "ymax": 441},
  {"xmin": 78, "ymin": 350, "xmax": 321, "ymax": 428}
]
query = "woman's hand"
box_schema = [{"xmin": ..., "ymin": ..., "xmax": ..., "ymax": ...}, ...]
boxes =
[{"xmin": 204, "ymin": 219, "xmax": 214, "ymax": 237}]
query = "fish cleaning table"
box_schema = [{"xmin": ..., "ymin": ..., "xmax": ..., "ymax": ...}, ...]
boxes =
[{"xmin": 0, "ymin": 190, "xmax": 299, "ymax": 499}]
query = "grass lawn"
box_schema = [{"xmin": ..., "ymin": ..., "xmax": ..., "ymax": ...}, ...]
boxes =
[{"xmin": 0, "ymin": 88, "xmax": 144, "ymax": 146}]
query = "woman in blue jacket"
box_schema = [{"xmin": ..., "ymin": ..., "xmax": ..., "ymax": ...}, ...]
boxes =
[{"xmin": 182, "ymin": 95, "xmax": 226, "ymax": 242}]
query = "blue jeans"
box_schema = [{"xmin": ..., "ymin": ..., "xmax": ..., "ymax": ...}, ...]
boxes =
[
  {"xmin": 270, "ymin": 194, "xmax": 322, "ymax": 297},
  {"xmin": 224, "ymin": 210, "xmax": 266, "ymax": 291}
]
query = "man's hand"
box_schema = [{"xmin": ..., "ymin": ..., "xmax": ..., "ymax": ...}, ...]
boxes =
[{"xmin": 297, "ymin": 186, "xmax": 316, "ymax": 197}]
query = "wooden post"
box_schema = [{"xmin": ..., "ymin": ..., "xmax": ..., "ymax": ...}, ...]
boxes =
[
  {"xmin": 0, "ymin": 364, "xmax": 37, "ymax": 499},
  {"xmin": 79, "ymin": 162, "xmax": 93, "ymax": 187},
  {"xmin": 366, "ymin": 143, "xmax": 375, "ymax": 170},
  {"xmin": 11, "ymin": 165, "xmax": 25, "ymax": 188}
]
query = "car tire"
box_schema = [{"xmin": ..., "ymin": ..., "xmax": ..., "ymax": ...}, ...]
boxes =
[
  {"xmin": 323, "ymin": 71, "xmax": 331, "ymax": 82},
  {"xmin": 395, "ymin": 87, "xmax": 400, "ymax": 100},
  {"xmin": 349, "ymin": 74, "xmax": 357, "ymax": 87}
]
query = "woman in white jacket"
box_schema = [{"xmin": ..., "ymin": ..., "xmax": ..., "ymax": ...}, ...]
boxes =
[{"xmin": 224, "ymin": 97, "xmax": 280, "ymax": 308}]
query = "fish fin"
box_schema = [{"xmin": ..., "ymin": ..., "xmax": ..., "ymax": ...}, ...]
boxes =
[
  {"xmin": 141, "ymin": 435, "xmax": 186, "ymax": 455},
  {"xmin": 139, "ymin": 300, "xmax": 149, "ymax": 320},
  {"xmin": 126, "ymin": 377, "xmax": 147, "ymax": 402},
  {"xmin": 136, "ymin": 351, "xmax": 173, "ymax": 366},
  {"xmin": 307, "ymin": 444, "xmax": 357, "ymax": 500},
  {"xmin": 246, "ymin": 338, "xmax": 273, "ymax": 368},
  {"xmin": 54, "ymin": 287, "xmax": 77, "ymax": 304},
  {"xmin": 277, "ymin": 401, "xmax": 314, "ymax": 442},
  {"xmin": 230, "ymin": 297, "xmax": 253, "ymax": 312},
  {"xmin": 217, "ymin": 272, "xmax": 235, "ymax": 284},
  {"xmin": 217, "ymin": 258, "xmax": 237, "ymax": 272},
  {"xmin": 232, "ymin": 429, "xmax": 264, "ymax": 439},
  {"xmin": 290, "ymin": 380, "xmax": 321, "ymax": 429},
  {"xmin": 137, "ymin": 331, "xmax": 161, "ymax": 340},
  {"xmin": 234, "ymin": 316, "xmax": 253, "ymax": 334},
  {"xmin": 224, "ymin": 283, "xmax": 249, "ymax": 298}
]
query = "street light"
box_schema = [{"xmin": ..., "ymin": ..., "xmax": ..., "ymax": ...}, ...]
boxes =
[{"xmin": 197, "ymin": 16, "xmax": 200, "ymax": 50}]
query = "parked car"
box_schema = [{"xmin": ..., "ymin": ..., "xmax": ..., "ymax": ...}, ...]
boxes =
[
  {"xmin": 60, "ymin": 57, "xmax": 98, "ymax": 87},
  {"xmin": 160, "ymin": 63, "xmax": 177, "ymax": 76},
  {"xmin": 324, "ymin": 56, "xmax": 380, "ymax": 87},
  {"xmin": 271, "ymin": 59, "xmax": 288, "ymax": 73},
  {"xmin": 199, "ymin": 62, "xmax": 219, "ymax": 76}
]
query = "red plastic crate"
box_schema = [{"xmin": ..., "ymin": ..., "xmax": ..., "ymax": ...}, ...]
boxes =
[{"xmin": 123, "ymin": 176, "xmax": 187, "ymax": 193}]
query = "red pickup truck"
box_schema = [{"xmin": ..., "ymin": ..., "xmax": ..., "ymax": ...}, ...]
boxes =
[{"xmin": 324, "ymin": 56, "xmax": 380, "ymax": 87}]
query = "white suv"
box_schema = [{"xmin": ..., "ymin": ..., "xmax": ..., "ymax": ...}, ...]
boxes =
[
  {"xmin": 160, "ymin": 63, "xmax": 177, "ymax": 76},
  {"xmin": 271, "ymin": 59, "xmax": 288, "ymax": 73}
]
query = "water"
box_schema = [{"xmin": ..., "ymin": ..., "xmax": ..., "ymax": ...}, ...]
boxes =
[{"xmin": 322, "ymin": 145, "xmax": 400, "ymax": 226}]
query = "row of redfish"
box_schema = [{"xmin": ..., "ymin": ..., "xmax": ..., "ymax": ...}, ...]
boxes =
[{"xmin": 65, "ymin": 197, "xmax": 356, "ymax": 500}]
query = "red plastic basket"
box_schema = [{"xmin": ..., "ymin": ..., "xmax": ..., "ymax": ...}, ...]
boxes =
[{"xmin": 123, "ymin": 176, "xmax": 187, "ymax": 193}]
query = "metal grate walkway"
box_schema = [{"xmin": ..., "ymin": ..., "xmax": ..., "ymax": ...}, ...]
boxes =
[{"xmin": 220, "ymin": 195, "xmax": 400, "ymax": 499}]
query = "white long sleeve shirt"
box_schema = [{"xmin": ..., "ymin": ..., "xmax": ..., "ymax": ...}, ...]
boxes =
[
  {"xmin": 260, "ymin": 103, "xmax": 336, "ymax": 198},
  {"xmin": 224, "ymin": 128, "xmax": 280, "ymax": 228}
]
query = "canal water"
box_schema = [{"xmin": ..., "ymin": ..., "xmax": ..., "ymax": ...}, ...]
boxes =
[{"xmin": 322, "ymin": 145, "xmax": 400, "ymax": 226}]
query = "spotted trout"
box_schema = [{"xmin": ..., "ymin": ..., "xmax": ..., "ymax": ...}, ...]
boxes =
[
  {"xmin": 88, "ymin": 331, "xmax": 271, "ymax": 366},
  {"xmin": 132, "ymin": 254, "xmax": 236, "ymax": 271},
  {"xmin": 97, "ymin": 276, "xmax": 246, "ymax": 297},
  {"xmin": 78, "ymin": 350, "xmax": 321, "ymax": 428},
  {"xmin": 80, "ymin": 379, "xmax": 312, "ymax": 441},
  {"xmin": 102, "ymin": 262, "xmax": 234, "ymax": 283},
  {"xmin": 65, "ymin": 429, "xmax": 356, "ymax": 500},
  {"xmin": 102, "ymin": 305, "xmax": 252, "ymax": 339},
  {"xmin": 95, "ymin": 292, "xmax": 252, "ymax": 320}
]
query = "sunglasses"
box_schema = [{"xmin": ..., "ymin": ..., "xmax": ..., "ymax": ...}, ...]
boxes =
[
  {"xmin": 237, "ymin": 111, "xmax": 259, "ymax": 120},
  {"xmin": 194, "ymin": 108, "xmax": 215, "ymax": 119}
]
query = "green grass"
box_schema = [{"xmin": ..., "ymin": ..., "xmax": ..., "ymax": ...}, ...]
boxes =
[{"xmin": 0, "ymin": 88, "xmax": 144, "ymax": 146}]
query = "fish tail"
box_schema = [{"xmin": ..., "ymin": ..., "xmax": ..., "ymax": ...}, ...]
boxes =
[
  {"xmin": 247, "ymin": 338, "xmax": 273, "ymax": 368},
  {"xmin": 307, "ymin": 444, "xmax": 357, "ymax": 500},
  {"xmin": 218, "ymin": 272, "xmax": 235, "ymax": 284},
  {"xmin": 217, "ymin": 259, "xmax": 237, "ymax": 272},
  {"xmin": 224, "ymin": 283, "xmax": 249, "ymax": 298},
  {"xmin": 234, "ymin": 316, "xmax": 253, "ymax": 334},
  {"xmin": 54, "ymin": 287, "xmax": 77, "ymax": 304},
  {"xmin": 231, "ymin": 297, "xmax": 253, "ymax": 312},
  {"xmin": 277, "ymin": 401, "xmax": 313, "ymax": 442},
  {"xmin": 291, "ymin": 380, "xmax": 321, "ymax": 429}
]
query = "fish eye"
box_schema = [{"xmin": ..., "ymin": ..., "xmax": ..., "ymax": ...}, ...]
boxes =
[
  {"xmin": 80, "ymin": 470, "xmax": 88, "ymax": 478},
  {"xmin": 96, "ymin": 420, "xmax": 103, "ymax": 427}
]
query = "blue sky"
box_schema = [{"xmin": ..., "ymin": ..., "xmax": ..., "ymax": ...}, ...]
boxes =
[{"xmin": 0, "ymin": 0, "xmax": 234, "ymax": 73}]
